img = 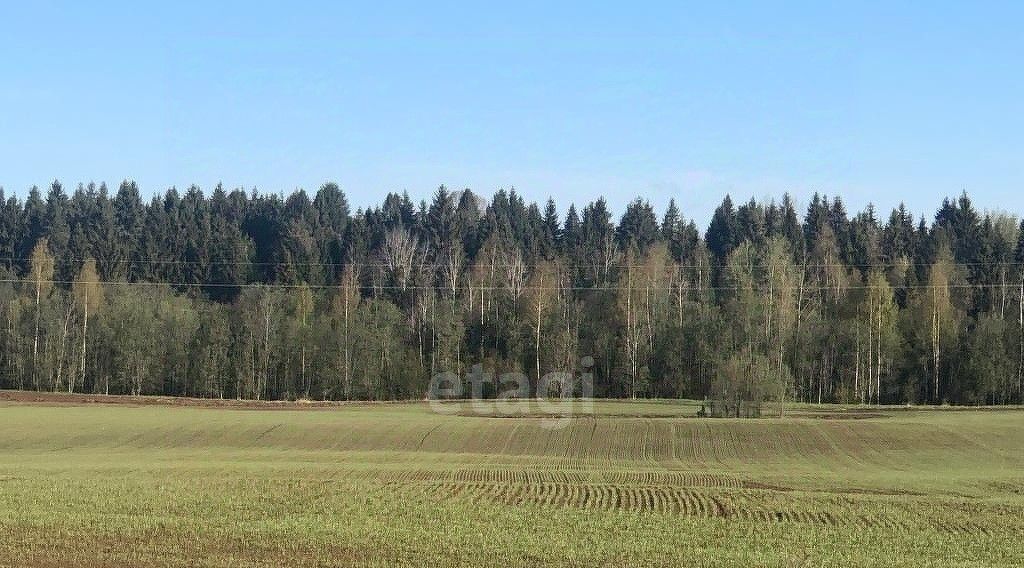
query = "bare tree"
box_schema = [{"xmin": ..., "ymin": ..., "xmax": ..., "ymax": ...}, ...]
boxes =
[
  {"xmin": 503, "ymin": 246, "xmax": 527, "ymax": 307},
  {"xmin": 334, "ymin": 264, "xmax": 361, "ymax": 400},
  {"xmin": 864, "ymin": 269, "xmax": 897, "ymax": 405},
  {"xmin": 619, "ymin": 246, "xmax": 668, "ymax": 399},
  {"xmin": 294, "ymin": 283, "xmax": 314, "ymax": 398},
  {"xmin": 763, "ymin": 238, "xmax": 797, "ymax": 415},
  {"xmin": 381, "ymin": 227, "xmax": 422, "ymax": 293},
  {"xmin": 927, "ymin": 249, "xmax": 956, "ymax": 403},
  {"xmin": 440, "ymin": 246, "xmax": 463, "ymax": 317},
  {"xmin": 1019, "ymin": 267, "xmax": 1024, "ymax": 399},
  {"xmin": 526, "ymin": 261, "xmax": 557, "ymax": 388}
]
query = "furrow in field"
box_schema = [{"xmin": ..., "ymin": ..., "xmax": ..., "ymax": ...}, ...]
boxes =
[{"xmin": 411, "ymin": 479, "xmax": 955, "ymax": 533}]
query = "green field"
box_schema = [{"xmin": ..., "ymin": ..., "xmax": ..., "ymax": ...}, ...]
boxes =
[{"xmin": 1, "ymin": 397, "xmax": 1023, "ymax": 567}]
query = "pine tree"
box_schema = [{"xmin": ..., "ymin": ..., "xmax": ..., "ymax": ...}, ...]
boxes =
[
  {"xmin": 312, "ymin": 182, "xmax": 350, "ymax": 283},
  {"xmin": 706, "ymin": 195, "xmax": 737, "ymax": 260},
  {"xmin": 562, "ymin": 204, "xmax": 581, "ymax": 259},
  {"xmin": 661, "ymin": 199, "xmax": 680, "ymax": 243},
  {"xmin": 615, "ymin": 198, "xmax": 659, "ymax": 253},
  {"xmin": 541, "ymin": 198, "xmax": 561, "ymax": 259},
  {"xmin": 735, "ymin": 198, "xmax": 766, "ymax": 248}
]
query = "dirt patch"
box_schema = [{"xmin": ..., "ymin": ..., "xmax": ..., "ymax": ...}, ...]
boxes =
[
  {"xmin": 741, "ymin": 481, "xmax": 794, "ymax": 492},
  {"xmin": 787, "ymin": 412, "xmax": 890, "ymax": 420},
  {"xmin": 455, "ymin": 412, "xmax": 694, "ymax": 419},
  {"xmin": 0, "ymin": 389, "xmax": 409, "ymax": 410},
  {"xmin": 834, "ymin": 486, "xmax": 926, "ymax": 497}
]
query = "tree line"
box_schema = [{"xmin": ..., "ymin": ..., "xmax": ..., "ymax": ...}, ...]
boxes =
[{"xmin": 0, "ymin": 180, "xmax": 1021, "ymax": 405}]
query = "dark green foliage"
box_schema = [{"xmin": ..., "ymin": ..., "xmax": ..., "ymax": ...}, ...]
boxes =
[
  {"xmin": 705, "ymin": 195, "xmax": 738, "ymax": 260},
  {"xmin": 0, "ymin": 181, "xmax": 1020, "ymax": 405}
]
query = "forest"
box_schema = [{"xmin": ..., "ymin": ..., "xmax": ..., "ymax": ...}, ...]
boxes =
[{"xmin": 0, "ymin": 180, "xmax": 1021, "ymax": 405}]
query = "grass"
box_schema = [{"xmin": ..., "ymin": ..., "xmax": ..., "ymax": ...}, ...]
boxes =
[{"xmin": 0, "ymin": 397, "xmax": 1022, "ymax": 566}]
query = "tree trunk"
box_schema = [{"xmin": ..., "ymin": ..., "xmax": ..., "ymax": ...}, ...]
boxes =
[
  {"xmin": 265, "ymin": 311, "xmax": 272, "ymax": 400},
  {"xmin": 875, "ymin": 300, "xmax": 882, "ymax": 405},
  {"xmin": 32, "ymin": 279, "xmax": 41, "ymax": 391},
  {"xmin": 535, "ymin": 271, "xmax": 543, "ymax": 391},
  {"xmin": 1019, "ymin": 274, "xmax": 1024, "ymax": 402},
  {"xmin": 855, "ymin": 317, "xmax": 861, "ymax": 404},
  {"xmin": 79, "ymin": 289, "xmax": 88, "ymax": 393},
  {"xmin": 795, "ymin": 259, "xmax": 806, "ymax": 402},
  {"xmin": 55, "ymin": 301, "xmax": 72, "ymax": 393},
  {"xmin": 932, "ymin": 288, "xmax": 940, "ymax": 403},
  {"xmin": 343, "ymin": 290, "xmax": 351, "ymax": 400}
]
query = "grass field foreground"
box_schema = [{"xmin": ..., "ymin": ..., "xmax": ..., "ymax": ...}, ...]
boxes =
[{"xmin": 1, "ymin": 397, "xmax": 1023, "ymax": 567}]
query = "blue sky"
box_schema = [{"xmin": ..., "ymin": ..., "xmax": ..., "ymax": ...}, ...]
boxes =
[{"xmin": 2, "ymin": 1, "xmax": 1022, "ymax": 224}]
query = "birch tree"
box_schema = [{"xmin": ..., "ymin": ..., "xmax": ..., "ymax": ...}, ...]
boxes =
[
  {"xmin": 72, "ymin": 258, "xmax": 104, "ymax": 393},
  {"xmin": 294, "ymin": 283, "xmax": 314, "ymax": 398},
  {"xmin": 863, "ymin": 269, "xmax": 897, "ymax": 404},
  {"xmin": 28, "ymin": 239, "xmax": 54, "ymax": 390},
  {"xmin": 763, "ymin": 237, "xmax": 798, "ymax": 415},
  {"xmin": 618, "ymin": 245, "xmax": 670, "ymax": 398},
  {"xmin": 926, "ymin": 247, "xmax": 958, "ymax": 403},
  {"xmin": 525, "ymin": 260, "xmax": 558, "ymax": 390},
  {"xmin": 381, "ymin": 227, "xmax": 421, "ymax": 293},
  {"xmin": 333, "ymin": 264, "xmax": 361, "ymax": 399}
]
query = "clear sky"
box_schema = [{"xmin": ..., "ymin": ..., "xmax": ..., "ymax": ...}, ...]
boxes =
[{"xmin": 2, "ymin": 1, "xmax": 1022, "ymax": 225}]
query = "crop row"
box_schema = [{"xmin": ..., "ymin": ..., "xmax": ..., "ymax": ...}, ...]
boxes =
[
  {"xmin": 332, "ymin": 468, "xmax": 748, "ymax": 487},
  {"xmin": 413, "ymin": 480, "xmax": 999, "ymax": 536}
]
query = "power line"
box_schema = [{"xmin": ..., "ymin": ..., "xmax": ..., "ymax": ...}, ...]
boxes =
[
  {"xmin": 3, "ymin": 255, "xmax": 1024, "ymax": 270},
  {"xmin": 0, "ymin": 277, "xmax": 1020, "ymax": 293}
]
